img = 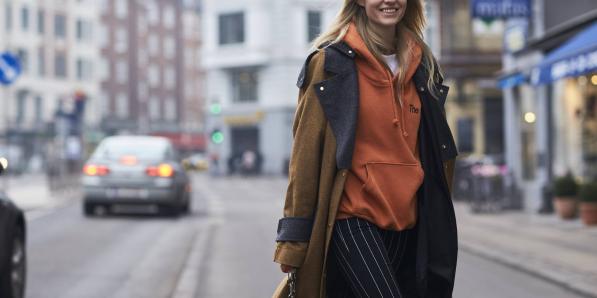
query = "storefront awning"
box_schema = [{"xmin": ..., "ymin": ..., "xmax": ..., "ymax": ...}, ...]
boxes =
[
  {"xmin": 498, "ymin": 72, "xmax": 527, "ymax": 89},
  {"xmin": 532, "ymin": 21, "xmax": 597, "ymax": 85}
]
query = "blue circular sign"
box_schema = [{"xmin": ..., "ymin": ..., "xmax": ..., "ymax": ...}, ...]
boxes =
[{"xmin": 0, "ymin": 52, "xmax": 22, "ymax": 85}]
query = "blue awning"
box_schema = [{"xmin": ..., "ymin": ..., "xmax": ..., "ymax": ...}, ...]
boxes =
[
  {"xmin": 532, "ymin": 21, "xmax": 597, "ymax": 85},
  {"xmin": 498, "ymin": 72, "xmax": 527, "ymax": 89}
]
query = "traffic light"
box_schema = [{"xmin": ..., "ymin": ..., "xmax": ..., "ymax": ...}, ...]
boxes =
[
  {"xmin": 209, "ymin": 102, "xmax": 222, "ymax": 115},
  {"xmin": 211, "ymin": 129, "xmax": 224, "ymax": 144}
]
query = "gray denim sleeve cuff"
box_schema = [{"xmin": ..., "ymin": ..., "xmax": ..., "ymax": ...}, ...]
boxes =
[{"xmin": 276, "ymin": 217, "xmax": 314, "ymax": 242}]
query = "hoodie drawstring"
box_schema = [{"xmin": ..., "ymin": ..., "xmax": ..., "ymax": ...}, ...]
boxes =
[{"xmin": 390, "ymin": 76, "xmax": 408, "ymax": 138}]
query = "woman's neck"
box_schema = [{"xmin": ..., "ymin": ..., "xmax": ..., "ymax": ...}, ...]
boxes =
[{"xmin": 370, "ymin": 23, "xmax": 396, "ymax": 54}]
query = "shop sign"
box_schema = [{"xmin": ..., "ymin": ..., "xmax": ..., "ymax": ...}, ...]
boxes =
[
  {"xmin": 471, "ymin": 0, "xmax": 532, "ymax": 18},
  {"xmin": 549, "ymin": 49, "xmax": 597, "ymax": 82}
]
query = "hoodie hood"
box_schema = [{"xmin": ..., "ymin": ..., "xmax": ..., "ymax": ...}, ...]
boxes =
[
  {"xmin": 343, "ymin": 22, "xmax": 423, "ymax": 136},
  {"xmin": 343, "ymin": 22, "xmax": 422, "ymax": 86}
]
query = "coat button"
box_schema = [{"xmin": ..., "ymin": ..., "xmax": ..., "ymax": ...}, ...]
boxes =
[
  {"xmin": 348, "ymin": 50, "xmax": 353, "ymax": 54},
  {"xmin": 442, "ymin": 144, "xmax": 447, "ymax": 149},
  {"xmin": 319, "ymin": 86, "xmax": 325, "ymax": 91},
  {"xmin": 420, "ymin": 87, "xmax": 425, "ymax": 92},
  {"xmin": 440, "ymin": 89, "xmax": 444, "ymax": 93}
]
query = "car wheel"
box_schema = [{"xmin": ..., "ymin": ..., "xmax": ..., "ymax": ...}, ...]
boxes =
[
  {"xmin": 182, "ymin": 201, "xmax": 190, "ymax": 214},
  {"xmin": 0, "ymin": 226, "xmax": 26, "ymax": 298}
]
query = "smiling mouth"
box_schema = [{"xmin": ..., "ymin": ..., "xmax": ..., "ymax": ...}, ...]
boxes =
[{"xmin": 380, "ymin": 8, "xmax": 398, "ymax": 13}]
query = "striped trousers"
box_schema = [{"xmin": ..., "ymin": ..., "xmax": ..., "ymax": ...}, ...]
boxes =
[{"xmin": 326, "ymin": 217, "xmax": 419, "ymax": 298}]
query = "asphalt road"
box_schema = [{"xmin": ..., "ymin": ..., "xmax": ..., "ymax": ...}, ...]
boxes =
[{"xmin": 24, "ymin": 174, "xmax": 587, "ymax": 298}]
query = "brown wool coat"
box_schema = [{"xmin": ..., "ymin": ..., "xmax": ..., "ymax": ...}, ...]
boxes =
[{"xmin": 272, "ymin": 48, "xmax": 456, "ymax": 298}]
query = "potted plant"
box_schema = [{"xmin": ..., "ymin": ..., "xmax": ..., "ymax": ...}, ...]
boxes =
[
  {"xmin": 553, "ymin": 173, "xmax": 579, "ymax": 219},
  {"xmin": 578, "ymin": 180, "xmax": 597, "ymax": 226}
]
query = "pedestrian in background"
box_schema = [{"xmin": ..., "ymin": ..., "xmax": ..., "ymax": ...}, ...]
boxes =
[{"xmin": 273, "ymin": 0, "xmax": 459, "ymax": 297}]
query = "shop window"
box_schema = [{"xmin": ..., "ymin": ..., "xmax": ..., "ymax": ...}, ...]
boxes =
[
  {"xmin": 457, "ymin": 118, "xmax": 474, "ymax": 153},
  {"xmin": 582, "ymin": 93, "xmax": 597, "ymax": 177}
]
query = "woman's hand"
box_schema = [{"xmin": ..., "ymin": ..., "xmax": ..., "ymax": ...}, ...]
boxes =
[{"xmin": 280, "ymin": 264, "xmax": 296, "ymax": 273}]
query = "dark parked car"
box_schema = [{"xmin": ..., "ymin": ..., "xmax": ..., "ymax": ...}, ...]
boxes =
[
  {"xmin": 82, "ymin": 136, "xmax": 191, "ymax": 216},
  {"xmin": 0, "ymin": 158, "xmax": 27, "ymax": 298}
]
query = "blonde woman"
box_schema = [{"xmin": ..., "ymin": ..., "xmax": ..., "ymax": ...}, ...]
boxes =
[{"xmin": 273, "ymin": 0, "xmax": 458, "ymax": 297}]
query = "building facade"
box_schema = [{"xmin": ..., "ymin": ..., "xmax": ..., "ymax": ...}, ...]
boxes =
[
  {"xmin": 98, "ymin": 0, "xmax": 204, "ymax": 153},
  {"xmin": 201, "ymin": 0, "xmax": 339, "ymax": 175},
  {"xmin": 435, "ymin": 0, "xmax": 505, "ymax": 159},
  {"xmin": 0, "ymin": 0, "xmax": 102, "ymax": 169},
  {"xmin": 500, "ymin": 0, "xmax": 597, "ymax": 212}
]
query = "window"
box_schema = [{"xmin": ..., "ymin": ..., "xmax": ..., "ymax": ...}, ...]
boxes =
[
  {"xmin": 115, "ymin": 28, "xmax": 127, "ymax": 52},
  {"xmin": 54, "ymin": 14, "xmax": 66, "ymax": 38},
  {"xmin": 148, "ymin": 35, "xmax": 159, "ymax": 56},
  {"xmin": 76, "ymin": 58, "xmax": 93, "ymax": 81},
  {"xmin": 5, "ymin": 3, "xmax": 12, "ymax": 32},
  {"xmin": 149, "ymin": 97, "xmax": 160, "ymax": 120},
  {"xmin": 149, "ymin": 65, "xmax": 160, "ymax": 87},
  {"xmin": 35, "ymin": 96, "xmax": 43, "ymax": 123},
  {"xmin": 98, "ymin": 25, "xmax": 108, "ymax": 47},
  {"xmin": 147, "ymin": 2, "xmax": 159, "ymax": 25},
  {"xmin": 138, "ymin": 48, "xmax": 148, "ymax": 66},
  {"xmin": 116, "ymin": 93, "xmax": 129, "ymax": 118},
  {"xmin": 54, "ymin": 52, "xmax": 67, "ymax": 78},
  {"xmin": 38, "ymin": 47, "xmax": 45, "ymax": 76},
  {"xmin": 163, "ymin": 7, "xmax": 175, "ymax": 28},
  {"xmin": 164, "ymin": 67, "xmax": 175, "ymax": 89},
  {"xmin": 115, "ymin": 0, "xmax": 128, "ymax": 18},
  {"xmin": 165, "ymin": 98, "xmax": 176, "ymax": 120},
  {"xmin": 230, "ymin": 68, "xmax": 258, "ymax": 102},
  {"xmin": 137, "ymin": 14, "xmax": 146, "ymax": 34},
  {"xmin": 76, "ymin": 19, "xmax": 93, "ymax": 41},
  {"xmin": 164, "ymin": 37, "xmax": 175, "ymax": 58},
  {"xmin": 116, "ymin": 60, "xmax": 127, "ymax": 83},
  {"xmin": 37, "ymin": 10, "xmax": 44, "ymax": 34},
  {"xmin": 307, "ymin": 10, "xmax": 321, "ymax": 42},
  {"xmin": 97, "ymin": 58, "xmax": 108, "ymax": 80},
  {"xmin": 16, "ymin": 92, "xmax": 26, "ymax": 125},
  {"xmin": 98, "ymin": 0, "xmax": 108, "ymax": 14},
  {"xmin": 218, "ymin": 12, "xmax": 244, "ymax": 45},
  {"xmin": 21, "ymin": 6, "xmax": 29, "ymax": 30},
  {"xmin": 138, "ymin": 82, "xmax": 148, "ymax": 100},
  {"xmin": 17, "ymin": 49, "xmax": 28, "ymax": 73}
]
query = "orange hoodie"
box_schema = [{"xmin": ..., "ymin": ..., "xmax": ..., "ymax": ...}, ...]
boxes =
[{"xmin": 336, "ymin": 23, "xmax": 424, "ymax": 231}]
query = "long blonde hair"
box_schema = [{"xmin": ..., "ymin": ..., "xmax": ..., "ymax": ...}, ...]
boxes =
[{"xmin": 312, "ymin": 0, "xmax": 441, "ymax": 97}]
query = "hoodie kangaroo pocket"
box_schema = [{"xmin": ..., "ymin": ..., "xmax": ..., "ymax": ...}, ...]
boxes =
[{"xmin": 361, "ymin": 162, "xmax": 424, "ymax": 228}]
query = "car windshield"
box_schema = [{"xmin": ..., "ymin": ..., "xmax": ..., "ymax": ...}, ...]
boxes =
[{"xmin": 92, "ymin": 138, "xmax": 171, "ymax": 161}]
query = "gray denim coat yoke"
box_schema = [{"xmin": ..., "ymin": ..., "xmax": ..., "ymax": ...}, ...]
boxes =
[{"xmin": 275, "ymin": 41, "xmax": 459, "ymax": 298}]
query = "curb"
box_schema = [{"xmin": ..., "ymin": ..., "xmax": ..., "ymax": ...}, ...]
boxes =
[{"xmin": 459, "ymin": 240, "xmax": 597, "ymax": 298}]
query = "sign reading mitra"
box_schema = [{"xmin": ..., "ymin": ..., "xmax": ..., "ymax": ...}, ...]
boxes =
[{"xmin": 471, "ymin": 0, "xmax": 532, "ymax": 18}]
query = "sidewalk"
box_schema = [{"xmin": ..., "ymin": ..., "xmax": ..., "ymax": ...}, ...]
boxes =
[
  {"xmin": 2, "ymin": 174, "xmax": 81, "ymax": 212},
  {"xmin": 456, "ymin": 202, "xmax": 597, "ymax": 297}
]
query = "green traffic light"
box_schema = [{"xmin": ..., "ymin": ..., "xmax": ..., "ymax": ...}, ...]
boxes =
[
  {"xmin": 210, "ymin": 103, "xmax": 222, "ymax": 115},
  {"xmin": 211, "ymin": 131, "xmax": 224, "ymax": 144}
]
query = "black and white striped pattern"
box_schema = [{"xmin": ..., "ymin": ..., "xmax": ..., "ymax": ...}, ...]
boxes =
[{"xmin": 326, "ymin": 217, "xmax": 418, "ymax": 298}]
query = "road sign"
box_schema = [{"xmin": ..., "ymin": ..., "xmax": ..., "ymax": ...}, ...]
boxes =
[{"xmin": 0, "ymin": 52, "xmax": 22, "ymax": 85}]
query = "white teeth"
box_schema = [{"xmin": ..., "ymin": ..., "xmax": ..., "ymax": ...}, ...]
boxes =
[{"xmin": 381, "ymin": 8, "xmax": 397, "ymax": 13}]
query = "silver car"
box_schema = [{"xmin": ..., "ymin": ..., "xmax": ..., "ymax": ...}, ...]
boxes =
[{"xmin": 82, "ymin": 136, "xmax": 191, "ymax": 216}]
